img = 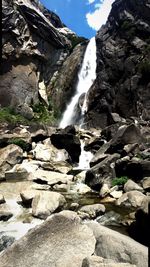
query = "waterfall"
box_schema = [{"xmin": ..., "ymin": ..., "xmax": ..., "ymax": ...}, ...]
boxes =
[
  {"xmin": 59, "ymin": 37, "xmax": 97, "ymax": 129},
  {"xmin": 77, "ymin": 140, "xmax": 93, "ymax": 170}
]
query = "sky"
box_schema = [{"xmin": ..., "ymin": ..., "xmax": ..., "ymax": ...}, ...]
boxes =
[{"xmin": 40, "ymin": 0, "xmax": 115, "ymax": 38}]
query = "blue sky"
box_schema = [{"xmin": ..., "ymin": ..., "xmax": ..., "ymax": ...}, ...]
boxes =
[{"xmin": 40, "ymin": 0, "xmax": 115, "ymax": 38}]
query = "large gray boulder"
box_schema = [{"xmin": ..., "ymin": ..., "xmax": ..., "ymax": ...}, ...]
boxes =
[
  {"xmin": 0, "ymin": 144, "xmax": 23, "ymax": 180},
  {"xmin": 86, "ymin": 221, "xmax": 148, "ymax": 267},
  {"xmin": 32, "ymin": 140, "xmax": 70, "ymax": 162},
  {"xmin": 85, "ymin": 153, "xmax": 120, "ymax": 191},
  {"xmin": 50, "ymin": 131, "xmax": 81, "ymax": 163},
  {"xmin": 116, "ymin": 190, "xmax": 146, "ymax": 208},
  {"xmin": 142, "ymin": 177, "xmax": 150, "ymax": 191},
  {"xmin": 0, "ymin": 211, "xmax": 96, "ymax": 267},
  {"xmin": 31, "ymin": 191, "xmax": 66, "ymax": 219},
  {"xmin": 106, "ymin": 124, "xmax": 144, "ymax": 154},
  {"xmin": 124, "ymin": 179, "xmax": 143, "ymax": 192},
  {"xmin": 0, "ymin": 203, "xmax": 13, "ymax": 221},
  {"xmin": 78, "ymin": 204, "xmax": 105, "ymax": 219},
  {"xmin": 41, "ymin": 160, "xmax": 72, "ymax": 174},
  {"xmin": 32, "ymin": 169, "xmax": 73, "ymax": 186}
]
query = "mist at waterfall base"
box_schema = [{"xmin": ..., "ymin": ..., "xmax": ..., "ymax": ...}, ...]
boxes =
[{"xmin": 59, "ymin": 37, "xmax": 97, "ymax": 129}]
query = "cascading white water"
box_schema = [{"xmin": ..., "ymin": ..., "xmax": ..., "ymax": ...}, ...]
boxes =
[
  {"xmin": 77, "ymin": 140, "xmax": 93, "ymax": 169},
  {"xmin": 59, "ymin": 37, "xmax": 97, "ymax": 128}
]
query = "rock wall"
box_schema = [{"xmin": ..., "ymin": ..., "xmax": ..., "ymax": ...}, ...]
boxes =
[
  {"xmin": 1, "ymin": 0, "xmax": 86, "ymax": 121},
  {"xmin": 85, "ymin": 0, "xmax": 150, "ymax": 128}
]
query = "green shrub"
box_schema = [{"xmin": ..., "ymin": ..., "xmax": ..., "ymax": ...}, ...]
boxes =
[
  {"xmin": 0, "ymin": 102, "xmax": 59, "ymax": 127},
  {"xmin": 32, "ymin": 102, "xmax": 58, "ymax": 125},
  {"xmin": 70, "ymin": 35, "xmax": 87, "ymax": 49},
  {"xmin": 0, "ymin": 107, "xmax": 28, "ymax": 124},
  {"xmin": 112, "ymin": 176, "xmax": 128, "ymax": 187}
]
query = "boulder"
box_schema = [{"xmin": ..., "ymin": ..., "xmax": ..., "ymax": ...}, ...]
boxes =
[
  {"xmin": 53, "ymin": 183, "xmax": 69, "ymax": 192},
  {"xmin": 78, "ymin": 204, "xmax": 105, "ymax": 219},
  {"xmin": 101, "ymin": 123, "xmax": 121, "ymax": 142},
  {"xmin": 90, "ymin": 153, "xmax": 108, "ymax": 168},
  {"xmin": 84, "ymin": 138, "xmax": 106, "ymax": 154},
  {"xmin": 123, "ymin": 143, "xmax": 139, "ymax": 155},
  {"xmin": 86, "ymin": 221, "xmax": 148, "ymax": 267},
  {"xmin": 97, "ymin": 210, "xmax": 121, "ymax": 227},
  {"xmin": 89, "ymin": 142, "xmax": 112, "ymax": 167},
  {"xmin": 20, "ymin": 189, "xmax": 37, "ymax": 206},
  {"xmin": 124, "ymin": 179, "xmax": 143, "ymax": 192},
  {"xmin": 32, "ymin": 141, "xmax": 70, "ymax": 162},
  {"xmin": 69, "ymin": 202, "xmax": 79, "ymax": 211},
  {"xmin": 99, "ymin": 183, "xmax": 110, "ymax": 198},
  {"xmin": 50, "ymin": 132, "xmax": 81, "ymax": 163},
  {"xmin": 85, "ymin": 154, "xmax": 120, "ymax": 191},
  {"xmin": 128, "ymin": 196, "xmax": 150, "ymax": 246},
  {"xmin": 32, "ymin": 169, "xmax": 73, "ymax": 186},
  {"xmin": 5, "ymin": 160, "xmax": 40, "ymax": 181},
  {"xmin": 0, "ymin": 144, "xmax": 23, "ymax": 180},
  {"xmin": 76, "ymin": 184, "xmax": 92, "ymax": 194},
  {"xmin": 0, "ymin": 203, "xmax": 13, "ymax": 221},
  {"xmin": 30, "ymin": 128, "xmax": 50, "ymax": 143},
  {"xmin": 116, "ymin": 191, "xmax": 146, "ymax": 208},
  {"xmin": 0, "ymin": 211, "xmax": 96, "ymax": 267},
  {"xmin": 106, "ymin": 124, "xmax": 144, "ymax": 154},
  {"xmin": 41, "ymin": 161, "xmax": 72, "ymax": 174},
  {"xmin": 0, "ymin": 132, "xmax": 31, "ymax": 151},
  {"xmin": 110, "ymin": 190, "xmax": 123, "ymax": 199},
  {"xmin": 5, "ymin": 167, "xmax": 29, "ymax": 181},
  {"xmin": 32, "ymin": 191, "xmax": 66, "ymax": 219},
  {"xmin": 142, "ymin": 177, "xmax": 150, "ymax": 190},
  {"xmin": 116, "ymin": 159, "xmax": 150, "ymax": 181},
  {"xmin": 75, "ymin": 170, "xmax": 87, "ymax": 183},
  {"xmin": 0, "ymin": 180, "xmax": 38, "ymax": 202}
]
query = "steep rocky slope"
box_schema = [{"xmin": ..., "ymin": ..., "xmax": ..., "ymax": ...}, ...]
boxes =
[
  {"xmin": 1, "ymin": 0, "xmax": 150, "ymax": 128},
  {"xmin": 85, "ymin": 0, "xmax": 150, "ymax": 128},
  {"xmin": 1, "ymin": 0, "xmax": 86, "ymax": 122}
]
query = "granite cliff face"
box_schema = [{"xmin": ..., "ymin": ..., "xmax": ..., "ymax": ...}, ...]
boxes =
[
  {"xmin": 1, "ymin": 0, "xmax": 86, "ymax": 121},
  {"xmin": 1, "ymin": 0, "xmax": 150, "ymax": 128},
  {"xmin": 85, "ymin": 0, "xmax": 150, "ymax": 128}
]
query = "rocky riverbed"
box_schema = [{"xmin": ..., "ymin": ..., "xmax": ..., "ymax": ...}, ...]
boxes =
[{"xmin": 0, "ymin": 119, "xmax": 149, "ymax": 266}]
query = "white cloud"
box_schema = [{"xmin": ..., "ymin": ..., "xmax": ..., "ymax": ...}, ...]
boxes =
[
  {"xmin": 86, "ymin": 0, "xmax": 115, "ymax": 31},
  {"xmin": 88, "ymin": 0, "xmax": 95, "ymax": 4}
]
